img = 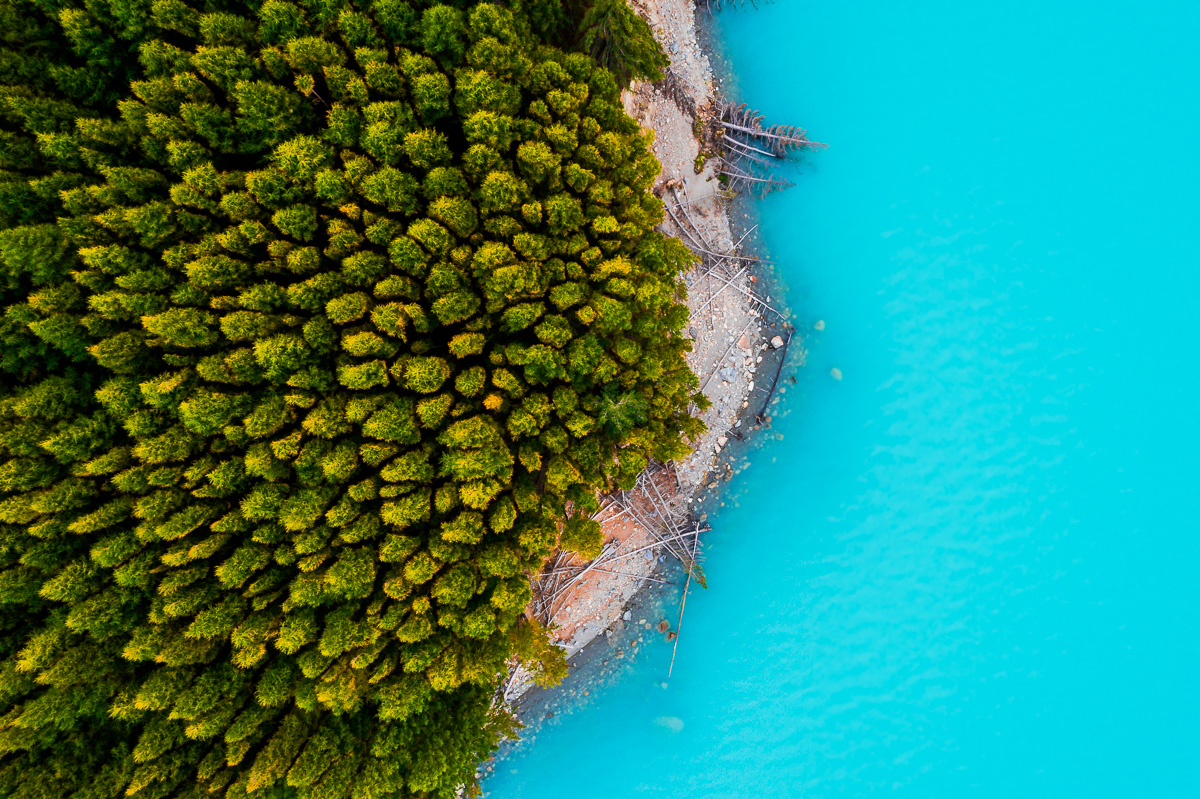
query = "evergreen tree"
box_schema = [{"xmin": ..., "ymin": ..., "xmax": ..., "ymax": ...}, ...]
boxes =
[
  {"xmin": 577, "ymin": 0, "xmax": 669, "ymax": 85},
  {"xmin": 0, "ymin": 0, "xmax": 702, "ymax": 796}
]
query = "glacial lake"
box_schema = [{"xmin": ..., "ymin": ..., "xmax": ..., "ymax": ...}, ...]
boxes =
[{"xmin": 485, "ymin": 1, "xmax": 1200, "ymax": 795}]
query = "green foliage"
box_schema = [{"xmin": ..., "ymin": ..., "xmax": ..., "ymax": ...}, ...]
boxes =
[
  {"xmin": 509, "ymin": 616, "xmax": 567, "ymax": 688},
  {"xmin": 577, "ymin": 0, "xmax": 670, "ymax": 85},
  {"xmin": 0, "ymin": 0, "xmax": 702, "ymax": 797}
]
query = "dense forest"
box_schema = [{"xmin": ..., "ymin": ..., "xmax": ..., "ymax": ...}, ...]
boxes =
[{"xmin": 0, "ymin": 0, "xmax": 702, "ymax": 795}]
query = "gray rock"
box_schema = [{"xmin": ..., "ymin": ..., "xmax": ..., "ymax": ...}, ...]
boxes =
[{"xmin": 623, "ymin": 610, "xmax": 631, "ymax": 621}]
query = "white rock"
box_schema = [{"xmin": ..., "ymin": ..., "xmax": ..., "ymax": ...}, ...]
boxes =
[
  {"xmin": 770, "ymin": 335, "xmax": 785, "ymax": 349},
  {"xmin": 716, "ymin": 435, "xmax": 728, "ymax": 448},
  {"xmin": 830, "ymin": 367, "xmax": 843, "ymax": 381}
]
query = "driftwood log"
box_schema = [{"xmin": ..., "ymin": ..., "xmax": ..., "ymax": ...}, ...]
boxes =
[{"xmin": 717, "ymin": 103, "xmax": 825, "ymax": 197}]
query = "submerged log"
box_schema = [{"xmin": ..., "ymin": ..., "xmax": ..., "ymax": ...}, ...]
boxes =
[
  {"xmin": 723, "ymin": 133, "xmax": 781, "ymax": 160},
  {"xmin": 700, "ymin": 0, "xmax": 762, "ymax": 14},
  {"xmin": 667, "ymin": 523, "xmax": 703, "ymax": 678},
  {"xmin": 755, "ymin": 328, "xmax": 793, "ymax": 425},
  {"xmin": 717, "ymin": 163, "xmax": 795, "ymax": 197}
]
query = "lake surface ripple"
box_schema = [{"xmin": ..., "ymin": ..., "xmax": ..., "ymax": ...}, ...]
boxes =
[{"xmin": 485, "ymin": 1, "xmax": 1200, "ymax": 795}]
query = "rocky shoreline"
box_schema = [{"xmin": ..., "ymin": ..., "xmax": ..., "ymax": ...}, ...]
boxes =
[{"xmin": 501, "ymin": 0, "xmax": 795, "ymax": 702}]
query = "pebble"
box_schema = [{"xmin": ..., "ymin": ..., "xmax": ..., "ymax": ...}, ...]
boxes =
[
  {"xmin": 770, "ymin": 335, "xmax": 785, "ymax": 349},
  {"xmin": 814, "ymin": 320, "xmax": 826, "ymax": 331},
  {"xmin": 830, "ymin": 367, "xmax": 843, "ymax": 381}
]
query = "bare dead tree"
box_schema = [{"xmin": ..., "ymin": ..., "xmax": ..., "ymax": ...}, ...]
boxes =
[
  {"xmin": 717, "ymin": 162, "xmax": 795, "ymax": 197},
  {"xmin": 722, "ymin": 103, "xmax": 827, "ymax": 155},
  {"xmin": 715, "ymin": 103, "xmax": 824, "ymax": 197},
  {"xmin": 699, "ymin": 0, "xmax": 766, "ymax": 14},
  {"xmin": 653, "ymin": 67, "xmax": 696, "ymax": 119},
  {"xmin": 526, "ymin": 461, "xmax": 707, "ymax": 632}
]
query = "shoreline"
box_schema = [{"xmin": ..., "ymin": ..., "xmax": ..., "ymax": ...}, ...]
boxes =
[{"xmin": 500, "ymin": 0, "xmax": 798, "ymax": 704}]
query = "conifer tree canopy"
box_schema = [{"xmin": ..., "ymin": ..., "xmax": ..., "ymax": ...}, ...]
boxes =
[{"xmin": 0, "ymin": 0, "xmax": 699, "ymax": 795}]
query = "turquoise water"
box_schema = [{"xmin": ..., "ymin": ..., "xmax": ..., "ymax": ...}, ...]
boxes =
[{"xmin": 485, "ymin": 1, "xmax": 1200, "ymax": 796}]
